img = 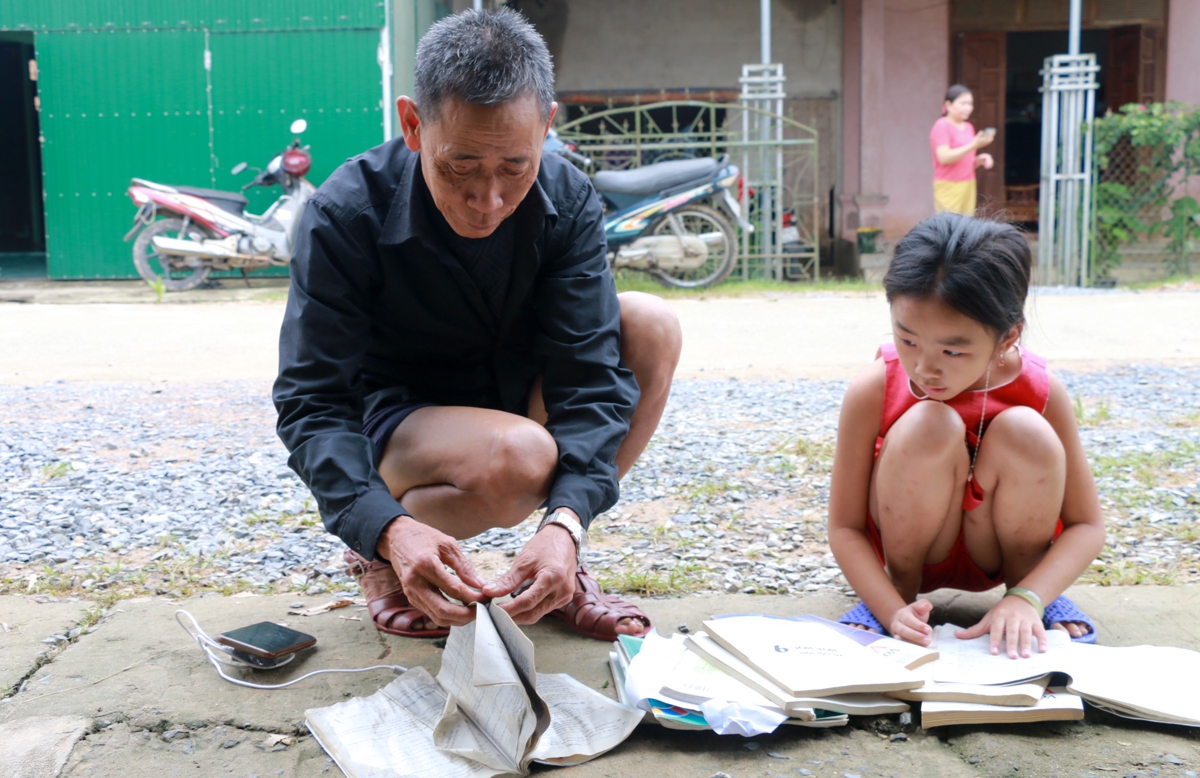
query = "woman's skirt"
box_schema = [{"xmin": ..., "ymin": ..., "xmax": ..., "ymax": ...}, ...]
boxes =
[{"xmin": 933, "ymin": 179, "xmax": 977, "ymax": 216}]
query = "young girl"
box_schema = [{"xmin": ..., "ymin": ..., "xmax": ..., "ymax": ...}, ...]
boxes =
[{"xmin": 828, "ymin": 213, "xmax": 1106, "ymax": 659}]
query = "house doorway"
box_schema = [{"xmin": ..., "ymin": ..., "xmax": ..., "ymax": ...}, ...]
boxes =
[
  {"xmin": 1004, "ymin": 29, "xmax": 1109, "ymax": 227},
  {"xmin": 950, "ymin": 0, "xmax": 1165, "ymax": 226},
  {"xmin": 0, "ymin": 32, "xmax": 46, "ymax": 279}
]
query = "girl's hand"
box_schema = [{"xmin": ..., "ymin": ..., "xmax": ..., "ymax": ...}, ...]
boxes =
[
  {"xmin": 977, "ymin": 152, "xmax": 994, "ymax": 170},
  {"xmin": 887, "ymin": 599, "xmax": 934, "ymax": 646},
  {"xmin": 955, "ymin": 596, "xmax": 1049, "ymax": 659},
  {"xmin": 973, "ymin": 129, "xmax": 995, "ymax": 149}
]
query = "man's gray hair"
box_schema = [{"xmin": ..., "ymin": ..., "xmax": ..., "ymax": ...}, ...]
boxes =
[{"xmin": 414, "ymin": 8, "xmax": 555, "ymax": 123}]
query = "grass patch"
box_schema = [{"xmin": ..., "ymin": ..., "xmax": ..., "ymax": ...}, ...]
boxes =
[
  {"xmin": 686, "ymin": 478, "xmax": 731, "ymax": 502},
  {"xmin": 1092, "ymin": 439, "xmax": 1200, "ymax": 510},
  {"xmin": 40, "ymin": 461, "xmax": 73, "ymax": 480},
  {"xmin": 598, "ymin": 564, "xmax": 706, "ymax": 596},
  {"xmin": 1073, "ymin": 395, "xmax": 1111, "ymax": 427},
  {"xmin": 1082, "ymin": 560, "xmax": 1177, "ymax": 586},
  {"xmin": 613, "ymin": 273, "xmax": 881, "ymax": 299},
  {"xmin": 769, "ymin": 437, "xmax": 835, "ymax": 475}
]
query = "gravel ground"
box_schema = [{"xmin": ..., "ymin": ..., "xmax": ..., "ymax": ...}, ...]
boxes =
[{"xmin": 1, "ymin": 366, "xmax": 1198, "ymax": 601}]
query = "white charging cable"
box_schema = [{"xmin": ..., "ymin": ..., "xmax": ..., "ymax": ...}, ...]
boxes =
[{"xmin": 175, "ymin": 609, "xmax": 407, "ymax": 690}]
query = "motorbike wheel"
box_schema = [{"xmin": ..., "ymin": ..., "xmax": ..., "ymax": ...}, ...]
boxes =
[
  {"xmin": 646, "ymin": 204, "xmax": 737, "ymax": 289},
  {"xmin": 132, "ymin": 218, "xmax": 212, "ymax": 292}
]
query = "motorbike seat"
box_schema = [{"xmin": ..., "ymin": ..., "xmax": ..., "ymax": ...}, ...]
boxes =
[
  {"xmin": 592, "ymin": 157, "xmax": 720, "ymax": 196},
  {"xmin": 176, "ymin": 185, "xmax": 249, "ymax": 216}
]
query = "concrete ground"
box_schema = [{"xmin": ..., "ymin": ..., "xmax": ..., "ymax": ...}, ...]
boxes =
[
  {"xmin": 2, "ymin": 281, "xmax": 1200, "ymax": 776},
  {"xmin": 1, "ymin": 587, "xmax": 1198, "ymax": 778}
]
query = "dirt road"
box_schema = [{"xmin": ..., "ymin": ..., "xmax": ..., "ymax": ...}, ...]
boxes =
[{"xmin": 2, "ymin": 289, "xmax": 1198, "ymax": 384}]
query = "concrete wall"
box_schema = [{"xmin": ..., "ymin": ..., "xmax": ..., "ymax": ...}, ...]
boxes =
[
  {"xmin": 552, "ymin": 0, "xmax": 841, "ymax": 98},
  {"xmin": 1165, "ymin": 0, "xmax": 1200, "ymax": 104},
  {"xmin": 880, "ymin": 0, "xmax": 948, "ymax": 238}
]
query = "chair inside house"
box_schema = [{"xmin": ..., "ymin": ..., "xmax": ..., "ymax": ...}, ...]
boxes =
[{"xmin": 1004, "ymin": 184, "xmax": 1039, "ymax": 224}]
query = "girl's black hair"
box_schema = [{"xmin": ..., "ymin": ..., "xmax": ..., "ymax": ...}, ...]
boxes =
[
  {"xmin": 944, "ymin": 84, "xmax": 972, "ymax": 104},
  {"xmin": 883, "ymin": 212, "xmax": 1032, "ymax": 340}
]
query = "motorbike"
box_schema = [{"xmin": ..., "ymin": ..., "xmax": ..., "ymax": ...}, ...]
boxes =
[
  {"xmin": 124, "ymin": 119, "xmax": 315, "ymax": 291},
  {"xmin": 545, "ymin": 129, "xmax": 748, "ymax": 289}
]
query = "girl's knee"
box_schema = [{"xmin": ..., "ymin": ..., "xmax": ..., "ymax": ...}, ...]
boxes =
[
  {"xmin": 888, "ymin": 401, "xmax": 966, "ymax": 455},
  {"xmin": 983, "ymin": 406, "xmax": 1065, "ymax": 467}
]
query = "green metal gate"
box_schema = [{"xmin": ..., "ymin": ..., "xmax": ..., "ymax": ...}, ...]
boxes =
[{"xmin": 3, "ymin": 1, "xmax": 385, "ymax": 279}]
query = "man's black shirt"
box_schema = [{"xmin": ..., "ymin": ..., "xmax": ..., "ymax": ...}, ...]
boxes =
[
  {"xmin": 273, "ymin": 137, "xmax": 639, "ymax": 561},
  {"xmin": 421, "ymin": 175, "xmax": 514, "ymax": 319}
]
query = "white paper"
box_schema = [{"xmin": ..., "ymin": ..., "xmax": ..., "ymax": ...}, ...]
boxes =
[
  {"xmin": 921, "ymin": 687, "xmax": 1083, "ymax": 727},
  {"xmin": 699, "ymin": 699, "xmax": 788, "ymax": 736},
  {"xmin": 528, "ymin": 673, "xmax": 644, "ymax": 766},
  {"xmin": 305, "ymin": 667, "xmax": 507, "ymax": 778},
  {"xmin": 623, "ymin": 631, "xmax": 700, "ymax": 711},
  {"xmin": 703, "ymin": 615, "xmax": 922, "ymax": 697},
  {"xmin": 307, "ymin": 602, "xmax": 642, "ymax": 778},
  {"xmin": 434, "ymin": 604, "xmax": 538, "ymax": 771}
]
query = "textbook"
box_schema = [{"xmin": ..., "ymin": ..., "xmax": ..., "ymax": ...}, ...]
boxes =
[
  {"xmin": 929, "ymin": 625, "xmax": 1200, "ymax": 727},
  {"xmin": 306, "ymin": 603, "xmax": 643, "ymax": 778},
  {"xmin": 702, "ymin": 615, "xmax": 924, "ymax": 698},
  {"xmin": 684, "ymin": 632, "xmax": 910, "ymax": 716},
  {"xmin": 921, "ymin": 687, "xmax": 1084, "ymax": 728},
  {"xmin": 610, "ymin": 632, "xmax": 848, "ymax": 732}
]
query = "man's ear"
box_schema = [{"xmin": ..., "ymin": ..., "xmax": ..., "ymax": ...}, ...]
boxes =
[
  {"xmin": 542, "ymin": 101, "xmax": 559, "ymax": 137},
  {"xmin": 397, "ymin": 96, "xmax": 423, "ymax": 152}
]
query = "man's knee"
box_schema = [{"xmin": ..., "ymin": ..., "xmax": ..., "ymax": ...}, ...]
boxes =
[
  {"xmin": 617, "ymin": 292, "xmax": 682, "ymax": 378},
  {"xmin": 466, "ymin": 421, "xmax": 557, "ymax": 505}
]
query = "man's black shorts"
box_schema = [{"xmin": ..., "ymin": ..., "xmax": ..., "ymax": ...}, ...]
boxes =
[{"xmin": 362, "ymin": 401, "xmax": 436, "ymax": 466}]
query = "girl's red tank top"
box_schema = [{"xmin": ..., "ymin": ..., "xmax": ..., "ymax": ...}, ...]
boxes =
[
  {"xmin": 879, "ymin": 342, "xmax": 1051, "ymax": 444},
  {"xmin": 878, "ymin": 342, "xmax": 1050, "ymax": 511}
]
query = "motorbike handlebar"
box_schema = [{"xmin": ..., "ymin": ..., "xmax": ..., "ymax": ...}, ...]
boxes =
[{"xmin": 563, "ymin": 148, "xmax": 592, "ymax": 168}]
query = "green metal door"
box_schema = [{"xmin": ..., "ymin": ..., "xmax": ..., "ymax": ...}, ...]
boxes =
[
  {"xmin": 209, "ymin": 29, "xmax": 385, "ymax": 215},
  {"xmin": 37, "ymin": 29, "xmax": 212, "ymax": 278}
]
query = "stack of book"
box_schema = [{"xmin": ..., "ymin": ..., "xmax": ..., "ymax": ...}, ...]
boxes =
[{"xmin": 608, "ymin": 615, "xmax": 1200, "ymax": 732}]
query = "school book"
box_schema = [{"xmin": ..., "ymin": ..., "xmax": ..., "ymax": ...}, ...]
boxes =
[
  {"xmin": 920, "ymin": 687, "xmax": 1084, "ymax": 728},
  {"xmin": 610, "ymin": 632, "xmax": 848, "ymax": 732},
  {"xmin": 702, "ymin": 615, "xmax": 924, "ymax": 698},
  {"xmin": 684, "ymin": 632, "xmax": 911, "ymax": 716},
  {"xmin": 929, "ymin": 625, "xmax": 1200, "ymax": 727},
  {"xmin": 788, "ymin": 615, "xmax": 939, "ymax": 670}
]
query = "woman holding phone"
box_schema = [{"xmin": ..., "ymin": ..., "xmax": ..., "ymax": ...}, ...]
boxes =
[{"xmin": 930, "ymin": 84, "xmax": 995, "ymax": 215}]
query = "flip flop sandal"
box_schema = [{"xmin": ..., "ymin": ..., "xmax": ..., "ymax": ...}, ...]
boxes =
[
  {"xmin": 838, "ymin": 601, "xmax": 890, "ymax": 636},
  {"xmin": 343, "ymin": 549, "xmax": 449, "ymax": 639},
  {"xmin": 548, "ymin": 568, "xmax": 653, "ymax": 642},
  {"xmin": 1043, "ymin": 595, "xmax": 1097, "ymax": 644}
]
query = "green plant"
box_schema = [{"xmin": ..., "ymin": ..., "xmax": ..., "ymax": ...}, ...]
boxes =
[
  {"xmin": 1152, "ymin": 195, "xmax": 1200, "ymax": 275},
  {"xmin": 41, "ymin": 461, "xmax": 73, "ymax": 480},
  {"xmin": 1092, "ymin": 102, "xmax": 1200, "ymax": 278},
  {"xmin": 1072, "ymin": 395, "xmax": 1111, "ymax": 427},
  {"xmin": 150, "ymin": 274, "xmax": 166, "ymax": 304}
]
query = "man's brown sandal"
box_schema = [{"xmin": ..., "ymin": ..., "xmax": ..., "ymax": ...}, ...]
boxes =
[
  {"xmin": 548, "ymin": 568, "xmax": 653, "ymax": 642},
  {"xmin": 343, "ymin": 549, "xmax": 449, "ymax": 638}
]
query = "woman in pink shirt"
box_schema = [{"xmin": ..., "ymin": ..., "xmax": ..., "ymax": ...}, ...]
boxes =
[{"xmin": 930, "ymin": 84, "xmax": 995, "ymax": 215}]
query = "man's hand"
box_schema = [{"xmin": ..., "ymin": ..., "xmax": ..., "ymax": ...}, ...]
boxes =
[
  {"xmin": 955, "ymin": 595, "xmax": 1048, "ymax": 659},
  {"xmin": 376, "ymin": 515, "xmax": 487, "ymax": 628},
  {"xmin": 482, "ymin": 519, "xmax": 578, "ymax": 625},
  {"xmin": 887, "ymin": 599, "xmax": 934, "ymax": 646}
]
